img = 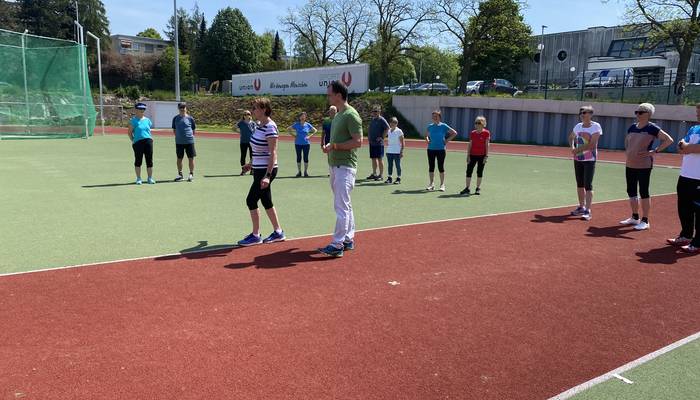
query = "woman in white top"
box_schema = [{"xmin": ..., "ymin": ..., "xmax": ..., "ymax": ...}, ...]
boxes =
[
  {"xmin": 385, "ymin": 117, "xmax": 405, "ymax": 184},
  {"xmin": 568, "ymin": 105, "xmax": 602, "ymax": 221}
]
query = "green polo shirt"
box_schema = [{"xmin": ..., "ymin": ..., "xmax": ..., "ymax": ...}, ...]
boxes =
[{"xmin": 328, "ymin": 105, "xmax": 363, "ymax": 168}]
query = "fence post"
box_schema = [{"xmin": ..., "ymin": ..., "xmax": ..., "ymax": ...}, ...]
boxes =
[
  {"xmin": 544, "ymin": 70, "xmax": 549, "ymax": 100},
  {"xmin": 21, "ymin": 30, "xmax": 30, "ymax": 135},
  {"xmin": 667, "ymin": 71, "xmax": 674, "ymax": 104},
  {"xmin": 580, "ymin": 67, "xmax": 586, "ymax": 101},
  {"xmin": 620, "ymin": 70, "xmax": 626, "ymax": 103}
]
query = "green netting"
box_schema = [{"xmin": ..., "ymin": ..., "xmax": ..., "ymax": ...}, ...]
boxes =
[{"xmin": 0, "ymin": 28, "xmax": 96, "ymax": 139}]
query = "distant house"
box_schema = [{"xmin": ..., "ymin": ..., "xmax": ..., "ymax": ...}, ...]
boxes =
[{"xmin": 110, "ymin": 34, "xmax": 169, "ymax": 58}]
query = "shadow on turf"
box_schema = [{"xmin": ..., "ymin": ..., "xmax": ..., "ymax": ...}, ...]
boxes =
[
  {"xmin": 224, "ymin": 247, "xmax": 321, "ymax": 269},
  {"xmin": 635, "ymin": 245, "xmax": 699, "ymax": 264},
  {"xmin": 155, "ymin": 240, "xmax": 237, "ymax": 261},
  {"xmin": 274, "ymin": 175, "xmax": 327, "ymax": 180},
  {"xmin": 392, "ymin": 189, "xmax": 432, "ymax": 194},
  {"xmin": 585, "ymin": 225, "xmax": 636, "ymax": 240},
  {"xmin": 82, "ymin": 180, "xmax": 180, "ymax": 188},
  {"xmin": 530, "ymin": 214, "xmax": 580, "ymax": 224}
]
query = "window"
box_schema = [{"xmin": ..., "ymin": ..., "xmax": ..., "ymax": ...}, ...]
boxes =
[
  {"xmin": 533, "ymin": 52, "xmax": 541, "ymax": 63},
  {"xmin": 144, "ymin": 44, "xmax": 154, "ymax": 53},
  {"xmin": 557, "ymin": 50, "xmax": 567, "ymax": 62},
  {"xmin": 133, "ymin": 43, "xmax": 140, "ymax": 51},
  {"xmin": 607, "ymin": 38, "xmax": 659, "ymax": 58},
  {"xmin": 120, "ymin": 39, "xmax": 132, "ymax": 49}
]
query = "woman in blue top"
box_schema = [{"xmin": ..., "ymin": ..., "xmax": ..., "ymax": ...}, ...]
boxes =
[
  {"xmin": 237, "ymin": 110, "xmax": 255, "ymax": 175},
  {"xmin": 288, "ymin": 111, "xmax": 317, "ymax": 177},
  {"xmin": 128, "ymin": 102, "xmax": 155, "ymax": 185},
  {"xmin": 425, "ymin": 110, "xmax": 457, "ymax": 191}
]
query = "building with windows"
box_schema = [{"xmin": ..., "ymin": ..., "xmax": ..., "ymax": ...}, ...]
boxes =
[
  {"xmin": 518, "ymin": 24, "xmax": 700, "ymax": 88},
  {"xmin": 110, "ymin": 34, "xmax": 169, "ymax": 58}
]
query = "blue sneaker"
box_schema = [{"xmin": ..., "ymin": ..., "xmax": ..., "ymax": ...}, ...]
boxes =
[
  {"xmin": 147, "ymin": 177, "xmax": 156, "ymax": 184},
  {"xmin": 135, "ymin": 178, "xmax": 142, "ymax": 185},
  {"xmin": 318, "ymin": 244, "xmax": 343, "ymax": 257},
  {"xmin": 237, "ymin": 233, "xmax": 262, "ymax": 247},
  {"xmin": 343, "ymin": 240, "xmax": 355, "ymax": 251},
  {"xmin": 263, "ymin": 230, "xmax": 286, "ymax": 243}
]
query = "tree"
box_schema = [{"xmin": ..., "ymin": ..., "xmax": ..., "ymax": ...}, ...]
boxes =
[
  {"xmin": 0, "ymin": 0, "xmax": 20, "ymax": 31},
  {"xmin": 360, "ymin": 40, "xmax": 416, "ymax": 87},
  {"xmin": 626, "ymin": 0, "xmax": 700, "ymax": 93},
  {"xmin": 202, "ymin": 7, "xmax": 260, "ymax": 80},
  {"xmin": 406, "ymin": 45, "xmax": 460, "ymax": 88},
  {"xmin": 137, "ymin": 28, "xmax": 162, "ymax": 40},
  {"xmin": 272, "ymin": 31, "xmax": 281, "ymax": 61},
  {"xmin": 335, "ymin": 0, "xmax": 374, "ymax": 63},
  {"xmin": 281, "ymin": 0, "xmax": 342, "ymax": 65},
  {"xmin": 153, "ymin": 46, "xmax": 193, "ymax": 89},
  {"xmin": 192, "ymin": 15, "xmax": 207, "ymax": 79},
  {"xmin": 259, "ymin": 30, "xmax": 286, "ymax": 71},
  {"xmin": 370, "ymin": 0, "xmax": 433, "ymax": 91},
  {"xmin": 164, "ymin": 4, "xmax": 203, "ymax": 55},
  {"xmin": 19, "ymin": 0, "xmax": 109, "ymax": 46}
]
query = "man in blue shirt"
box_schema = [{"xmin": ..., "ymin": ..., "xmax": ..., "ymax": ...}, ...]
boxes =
[
  {"xmin": 172, "ymin": 102, "xmax": 197, "ymax": 182},
  {"xmin": 367, "ymin": 105, "xmax": 389, "ymax": 181}
]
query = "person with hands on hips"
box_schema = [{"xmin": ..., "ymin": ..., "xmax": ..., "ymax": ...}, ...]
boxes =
[
  {"xmin": 425, "ymin": 110, "xmax": 458, "ymax": 192},
  {"xmin": 288, "ymin": 111, "xmax": 317, "ymax": 177}
]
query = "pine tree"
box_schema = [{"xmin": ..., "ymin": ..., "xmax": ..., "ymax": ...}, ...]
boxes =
[{"xmin": 272, "ymin": 31, "xmax": 281, "ymax": 61}]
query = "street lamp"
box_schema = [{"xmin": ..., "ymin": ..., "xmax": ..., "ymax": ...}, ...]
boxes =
[
  {"xmin": 537, "ymin": 25, "xmax": 547, "ymax": 94},
  {"xmin": 173, "ymin": 0, "xmax": 181, "ymax": 101}
]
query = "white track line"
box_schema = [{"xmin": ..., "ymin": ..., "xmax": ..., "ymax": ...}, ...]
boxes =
[
  {"xmin": 0, "ymin": 192, "xmax": 676, "ymax": 278},
  {"xmin": 548, "ymin": 330, "xmax": 700, "ymax": 400}
]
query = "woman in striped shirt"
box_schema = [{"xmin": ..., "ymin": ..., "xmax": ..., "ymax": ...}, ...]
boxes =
[{"xmin": 237, "ymin": 97, "xmax": 286, "ymax": 246}]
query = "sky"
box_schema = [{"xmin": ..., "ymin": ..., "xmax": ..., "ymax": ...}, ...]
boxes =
[{"xmin": 105, "ymin": 0, "xmax": 627, "ymax": 41}]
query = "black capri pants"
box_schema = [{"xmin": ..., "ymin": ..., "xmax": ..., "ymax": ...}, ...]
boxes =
[
  {"xmin": 427, "ymin": 149, "xmax": 446, "ymax": 173},
  {"xmin": 574, "ymin": 161, "xmax": 596, "ymax": 191},
  {"xmin": 133, "ymin": 138, "xmax": 153, "ymax": 168},
  {"xmin": 295, "ymin": 144, "xmax": 311, "ymax": 163},
  {"xmin": 240, "ymin": 143, "xmax": 252, "ymax": 166},
  {"xmin": 246, "ymin": 167, "xmax": 278, "ymax": 210},
  {"xmin": 467, "ymin": 155, "xmax": 487, "ymax": 178},
  {"xmin": 626, "ymin": 167, "xmax": 652, "ymax": 199}
]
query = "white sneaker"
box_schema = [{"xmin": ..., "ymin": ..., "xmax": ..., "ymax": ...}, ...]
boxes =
[
  {"xmin": 634, "ymin": 221, "xmax": 650, "ymax": 230},
  {"xmin": 439, "ymin": 185, "xmax": 446, "ymax": 192},
  {"xmin": 187, "ymin": 173, "xmax": 193, "ymax": 182},
  {"xmin": 620, "ymin": 217, "xmax": 641, "ymax": 225},
  {"xmin": 426, "ymin": 184, "xmax": 435, "ymax": 191}
]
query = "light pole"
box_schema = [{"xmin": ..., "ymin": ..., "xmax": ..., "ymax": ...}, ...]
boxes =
[
  {"xmin": 537, "ymin": 25, "xmax": 547, "ymax": 94},
  {"xmin": 173, "ymin": 0, "xmax": 181, "ymax": 101}
]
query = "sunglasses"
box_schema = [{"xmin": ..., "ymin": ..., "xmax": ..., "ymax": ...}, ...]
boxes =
[
  {"xmin": 579, "ymin": 111, "xmax": 592, "ymax": 115},
  {"xmin": 475, "ymin": 122, "xmax": 483, "ymax": 125},
  {"xmin": 634, "ymin": 111, "xmax": 648, "ymax": 115}
]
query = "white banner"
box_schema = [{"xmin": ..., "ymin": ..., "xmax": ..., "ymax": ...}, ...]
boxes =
[{"xmin": 231, "ymin": 64, "xmax": 369, "ymax": 96}]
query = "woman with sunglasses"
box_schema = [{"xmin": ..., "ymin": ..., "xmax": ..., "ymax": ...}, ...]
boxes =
[
  {"xmin": 568, "ymin": 105, "xmax": 602, "ymax": 220},
  {"xmin": 460, "ymin": 116, "xmax": 490, "ymax": 195},
  {"xmin": 620, "ymin": 103, "xmax": 674, "ymax": 230}
]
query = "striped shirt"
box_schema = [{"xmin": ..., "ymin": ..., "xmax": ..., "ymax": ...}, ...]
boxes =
[{"xmin": 251, "ymin": 120, "xmax": 279, "ymax": 169}]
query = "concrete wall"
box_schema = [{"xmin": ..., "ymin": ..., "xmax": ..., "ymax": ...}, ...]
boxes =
[{"xmin": 392, "ymin": 95, "xmax": 696, "ymax": 150}]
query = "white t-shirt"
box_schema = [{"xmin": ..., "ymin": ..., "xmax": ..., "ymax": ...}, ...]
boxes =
[
  {"xmin": 572, "ymin": 121, "xmax": 603, "ymax": 162},
  {"xmin": 250, "ymin": 120, "xmax": 279, "ymax": 169},
  {"xmin": 387, "ymin": 127, "xmax": 404, "ymax": 154},
  {"xmin": 680, "ymin": 126, "xmax": 700, "ymax": 180}
]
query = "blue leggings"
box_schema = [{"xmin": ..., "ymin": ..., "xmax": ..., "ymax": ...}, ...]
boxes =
[{"xmin": 387, "ymin": 153, "xmax": 402, "ymax": 176}]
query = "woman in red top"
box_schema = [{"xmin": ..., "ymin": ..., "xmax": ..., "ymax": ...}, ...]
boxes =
[{"xmin": 460, "ymin": 116, "xmax": 491, "ymax": 195}]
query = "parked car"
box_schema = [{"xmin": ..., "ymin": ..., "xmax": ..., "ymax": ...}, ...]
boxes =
[
  {"xmin": 413, "ymin": 83, "xmax": 451, "ymax": 95},
  {"xmin": 465, "ymin": 80, "xmax": 483, "ymax": 95},
  {"xmin": 394, "ymin": 83, "xmax": 425, "ymax": 94},
  {"xmin": 479, "ymin": 79, "xmax": 518, "ymax": 95}
]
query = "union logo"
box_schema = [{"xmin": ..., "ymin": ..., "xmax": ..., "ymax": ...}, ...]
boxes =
[
  {"xmin": 341, "ymin": 72, "xmax": 352, "ymax": 86},
  {"xmin": 253, "ymin": 79, "xmax": 261, "ymax": 91}
]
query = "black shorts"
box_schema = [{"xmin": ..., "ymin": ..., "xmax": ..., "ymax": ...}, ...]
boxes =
[
  {"xmin": 176, "ymin": 143, "xmax": 196, "ymax": 159},
  {"xmin": 369, "ymin": 145, "xmax": 384, "ymax": 159},
  {"xmin": 574, "ymin": 161, "xmax": 596, "ymax": 190}
]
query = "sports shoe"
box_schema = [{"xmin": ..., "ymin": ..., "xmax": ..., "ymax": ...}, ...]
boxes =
[
  {"xmin": 135, "ymin": 178, "xmax": 142, "ymax": 185},
  {"xmin": 667, "ymin": 236, "xmax": 692, "ymax": 246},
  {"xmin": 174, "ymin": 174, "xmax": 184, "ymax": 182},
  {"xmin": 581, "ymin": 210, "xmax": 592, "ymax": 221},
  {"xmin": 374, "ymin": 175, "xmax": 383, "ymax": 181},
  {"xmin": 474, "ymin": 187, "xmax": 481, "ymax": 195},
  {"xmin": 393, "ymin": 177, "xmax": 401, "ymax": 184},
  {"xmin": 237, "ymin": 233, "xmax": 262, "ymax": 246},
  {"xmin": 385, "ymin": 177, "xmax": 393, "ymax": 184},
  {"xmin": 439, "ymin": 184, "xmax": 446, "ymax": 192},
  {"xmin": 263, "ymin": 230, "xmax": 286, "ymax": 243},
  {"xmin": 295, "ymin": 172, "xmax": 302, "ymax": 177},
  {"xmin": 634, "ymin": 221, "xmax": 650, "ymax": 230},
  {"xmin": 147, "ymin": 177, "xmax": 156, "ymax": 184},
  {"xmin": 318, "ymin": 244, "xmax": 343, "ymax": 257},
  {"xmin": 187, "ymin": 173, "xmax": 193, "ymax": 182},
  {"xmin": 303, "ymin": 172, "xmax": 309, "ymax": 177},
  {"xmin": 681, "ymin": 244, "xmax": 699, "ymax": 253},
  {"xmin": 426, "ymin": 184, "xmax": 435, "ymax": 191},
  {"xmin": 620, "ymin": 217, "xmax": 641, "ymax": 225},
  {"xmin": 460, "ymin": 187, "xmax": 471, "ymax": 195},
  {"xmin": 570, "ymin": 206, "xmax": 585, "ymax": 216},
  {"xmin": 366, "ymin": 174, "xmax": 377, "ymax": 180},
  {"xmin": 343, "ymin": 240, "xmax": 355, "ymax": 251},
  {"xmin": 240, "ymin": 169, "xmax": 246, "ymax": 176}
]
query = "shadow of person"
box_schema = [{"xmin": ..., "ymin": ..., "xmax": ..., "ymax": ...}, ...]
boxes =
[
  {"xmin": 82, "ymin": 180, "xmax": 179, "ymax": 188},
  {"xmin": 531, "ymin": 214, "xmax": 579, "ymax": 224},
  {"xmin": 636, "ymin": 245, "xmax": 698, "ymax": 265},
  {"xmin": 392, "ymin": 189, "xmax": 431, "ymax": 195},
  {"xmin": 224, "ymin": 248, "xmax": 321, "ymax": 270},
  {"xmin": 155, "ymin": 240, "xmax": 236, "ymax": 261},
  {"xmin": 438, "ymin": 193, "xmax": 466, "ymax": 199},
  {"xmin": 585, "ymin": 225, "xmax": 635, "ymax": 240}
]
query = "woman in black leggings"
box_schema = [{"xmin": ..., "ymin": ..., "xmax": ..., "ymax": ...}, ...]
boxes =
[{"xmin": 425, "ymin": 110, "xmax": 457, "ymax": 191}]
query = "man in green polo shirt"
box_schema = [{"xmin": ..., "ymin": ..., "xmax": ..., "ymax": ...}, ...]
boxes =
[{"xmin": 319, "ymin": 81, "xmax": 363, "ymax": 257}]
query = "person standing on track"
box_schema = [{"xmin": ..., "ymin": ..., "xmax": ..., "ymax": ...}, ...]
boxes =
[
  {"xmin": 460, "ymin": 116, "xmax": 491, "ymax": 196},
  {"xmin": 318, "ymin": 81, "xmax": 362, "ymax": 258},
  {"xmin": 237, "ymin": 97, "xmax": 285, "ymax": 246},
  {"xmin": 367, "ymin": 105, "xmax": 389, "ymax": 181},
  {"xmin": 425, "ymin": 110, "xmax": 458, "ymax": 192},
  {"xmin": 172, "ymin": 102, "xmax": 196, "ymax": 182},
  {"xmin": 237, "ymin": 110, "xmax": 255, "ymax": 175},
  {"xmin": 667, "ymin": 103, "xmax": 700, "ymax": 253},
  {"xmin": 288, "ymin": 111, "xmax": 317, "ymax": 177},
  {"xmin": 567, "ymin": 106, "xmax": 602, "ymax": 220},
  {"xmin": 128, "ymin": 102, "xmax": 155, "ymax": 185},
  {"xmin": 321, "ymin": 105, "xmax": 337, "ymax": 149},
  {"xmin": 385, "ymin": 117, "xmax": 404, "ymax": 184},
  {"xmin": 620, "ymin": 103, "xmax": 674, "ymax": 231}
]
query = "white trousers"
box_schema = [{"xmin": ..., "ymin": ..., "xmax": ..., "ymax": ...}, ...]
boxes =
[{"xmin": 329, "ymin": 165, "xmax": 356, "ymax": 247}]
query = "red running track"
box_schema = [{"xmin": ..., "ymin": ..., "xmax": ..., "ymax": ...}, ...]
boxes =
[
  {"xmin": 1, "ymin": 195, "xmax": 698, "ymax": 399},
  {"xmin": 102, "ymin": 127, "xmax": 682, "ymax": 168}
]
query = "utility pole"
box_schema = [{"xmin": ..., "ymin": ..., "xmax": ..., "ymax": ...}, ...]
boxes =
[
  {"xmin": 174, "ymin": 0, "xmax": 181, "ymax": 101},
  {"xmin": 537, "ymin": 25, "xmax": 547, "ymax": 94}
]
